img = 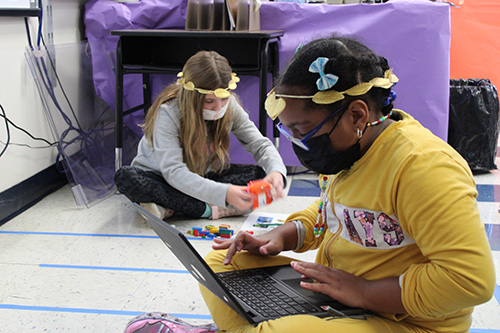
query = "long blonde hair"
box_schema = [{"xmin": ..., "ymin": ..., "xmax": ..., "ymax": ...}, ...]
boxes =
[{"xmin": 141, "ymin": 51, "xmax": 234, "ymax": 176}]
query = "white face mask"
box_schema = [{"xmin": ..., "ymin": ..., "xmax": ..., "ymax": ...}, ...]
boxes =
[{"xmin": 203, "ymin": 101, "xmax": 229, "ymax": 121}]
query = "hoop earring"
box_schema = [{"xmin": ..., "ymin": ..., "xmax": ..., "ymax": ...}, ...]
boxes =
[{"xmin": 357, "ymin": 128, "xmax": 363, "ymax": 139}]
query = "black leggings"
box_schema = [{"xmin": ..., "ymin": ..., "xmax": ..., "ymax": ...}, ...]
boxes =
[{"xmin": 114, "ymin": 164, "xmax": 266, "ymax": 218}]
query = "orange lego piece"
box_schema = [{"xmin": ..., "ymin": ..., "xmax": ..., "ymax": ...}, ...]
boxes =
[{"xmin": 247, "ymin": 179, "xmax": 273, "ymax": 209}]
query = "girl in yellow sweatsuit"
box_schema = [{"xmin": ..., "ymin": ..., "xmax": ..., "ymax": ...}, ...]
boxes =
[{"xmin": 201, "ymin": 35, "xmax": 496, "ymax": 333}]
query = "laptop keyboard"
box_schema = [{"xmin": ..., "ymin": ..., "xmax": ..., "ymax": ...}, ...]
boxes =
[{"xmin": 217, "ymin": 269, "xmax": 321, "ymax": 318}]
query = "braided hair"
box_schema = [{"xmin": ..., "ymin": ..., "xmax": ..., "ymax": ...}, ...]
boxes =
[{"xmin": 276, "ymin": 35, "xmax": 395, "ymax": 116}]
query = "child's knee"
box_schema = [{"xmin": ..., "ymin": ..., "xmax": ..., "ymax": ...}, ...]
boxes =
[
  {"xmin": 114, "ymin": 166, "xmax": 134, "ymax": 185},
  {"xmin": 204, "ymin": 250, "xmax": 228, "ymax": 273}
]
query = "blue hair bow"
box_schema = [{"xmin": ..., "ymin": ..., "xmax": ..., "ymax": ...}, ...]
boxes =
[{"xmin": 309, "ymin": 57, "xmax": 339, "ymax": 91}]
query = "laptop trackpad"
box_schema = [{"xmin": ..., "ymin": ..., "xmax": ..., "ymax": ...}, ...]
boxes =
[{"xmin": 281, "ymin": 278, "xmax": 333, "ymax": 302}]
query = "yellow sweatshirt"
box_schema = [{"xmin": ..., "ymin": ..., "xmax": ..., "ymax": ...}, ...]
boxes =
[{"xmin": 286, "ymin": 110, "xmax": 495, "ymax": 332}]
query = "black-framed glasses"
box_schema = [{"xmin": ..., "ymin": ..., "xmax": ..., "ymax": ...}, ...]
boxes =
[{"xmin": 275, "ymin": 103, "xmax": 348, "ymax": 151}]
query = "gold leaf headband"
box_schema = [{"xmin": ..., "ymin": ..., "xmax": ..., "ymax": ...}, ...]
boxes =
[
  {"xmin": 265, "ymin": 69, "xmax": 399, "ymax": 120},
  {"xmin": 176, "ymin": 72, "xmax": 240, "ymax": 99}
]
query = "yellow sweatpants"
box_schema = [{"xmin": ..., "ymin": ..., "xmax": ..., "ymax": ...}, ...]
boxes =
[{"xmin": 199, "ymin": 250, "xmax": 433, "ymax": 333}]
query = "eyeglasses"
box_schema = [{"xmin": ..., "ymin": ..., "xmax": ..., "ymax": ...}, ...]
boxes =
[{"xmin": 276, "ymin": 103, "xmax": 348, "ymax": 151}]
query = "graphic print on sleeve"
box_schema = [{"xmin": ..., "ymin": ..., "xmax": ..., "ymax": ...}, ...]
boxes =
[{"xmin": 332, "ymin": 203, "xmax": 414, "ymax": 249}]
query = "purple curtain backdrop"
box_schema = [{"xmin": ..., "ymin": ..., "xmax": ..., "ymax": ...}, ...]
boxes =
[{"xmin": 84, "ymin": 0, "xmax": 450, "ymax": 166}]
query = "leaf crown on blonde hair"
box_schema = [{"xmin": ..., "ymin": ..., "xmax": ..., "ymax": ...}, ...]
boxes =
[{"xmin": 177, "ymin": 72, "xmax": 240, "ymax": 98}]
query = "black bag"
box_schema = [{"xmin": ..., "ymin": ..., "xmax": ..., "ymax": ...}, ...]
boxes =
[{"xmin": 448, "ymin": 78, "xmax": 500, "ymax": 172}]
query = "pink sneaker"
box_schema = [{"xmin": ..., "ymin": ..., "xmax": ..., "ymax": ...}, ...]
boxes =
[{"xmin": 124, "ymin": 312, "xmax": 218, "ymax": 333}]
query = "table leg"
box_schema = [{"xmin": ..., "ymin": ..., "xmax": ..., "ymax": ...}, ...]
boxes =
[
  {"xmin": 270, "ymin": 41, "xmax": 281, "ymax": 150},
  {"xmin": 143, "ymin": 73, "xmax": 151, "ymax": 115},
  {"xmin": 115, "ymin": 39, "xmax": 123, "ymax": 171},
  {"xmin": 259, "ymin": 41, "xmax": 269, "ymax": 137}
]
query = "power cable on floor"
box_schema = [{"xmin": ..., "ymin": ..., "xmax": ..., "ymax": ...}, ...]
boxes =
[{"xmin": 0, "ymin": 103, "xmax": 58, "ymax": 158}]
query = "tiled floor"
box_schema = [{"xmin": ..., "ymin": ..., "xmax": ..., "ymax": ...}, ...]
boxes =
[{"xmin": 0, "ymin": 164, "xmax": 499, "ymax": 332}]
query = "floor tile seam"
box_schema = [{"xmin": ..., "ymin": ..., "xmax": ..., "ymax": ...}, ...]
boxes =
[
  {"xmin": 0, "ymin": 230, "xmax": 215, "ymax": 241},
  {"xmin": 38, "ymin": 263, "xmax": 190, "ymax": 274},
  {"xmin": 0, "ymin": 262, "xmax": 40, "ymax": 267},
  {"xmin": 118, "ymin": 270, "xmax": 166, "ymax": 319},
  {"xmin": 45, "ymin": 235, "xmax": 80, "ymax": 264},
  {"xmin": 0, "ymin": 303, "xmax": 212, "ymax": 319}
]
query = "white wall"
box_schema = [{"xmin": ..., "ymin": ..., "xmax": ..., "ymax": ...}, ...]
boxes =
[{"xmin": 0, "ymin": 0, "xmax": 85, "ymax": 192}]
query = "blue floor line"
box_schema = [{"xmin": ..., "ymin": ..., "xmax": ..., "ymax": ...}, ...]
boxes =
[
  {"xmin": 0, "ymin": 304, "xmax": 212, "ymax": 319},
  {"xmin": 39, "ymin": 264, "xmax": 190, "ymax": 274},
  {"xmin": 0, "ymin": 230, "xmax": 214, "ymax": 241},
  {"xmin": 35, "ymin": 264, "xmax": 500, "ymax": 303},
  {"xmin": 0, "ymin": 303, "xmax": 498, "ymax": 330},
  {"xmin": 0, "ymin": 231, "xmax": 159, "ymax": 238},
  {"xmin": 2, "ymin": 225, "xmax": 498, "ymax": 249},
  {"xmin": 186, "ymin": 236, "xmax": 214, "ymax": 241}
]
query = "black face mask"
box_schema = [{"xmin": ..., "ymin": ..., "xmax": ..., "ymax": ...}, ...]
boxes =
[
  {"xmin": 291, "ymin": 107, "xmax": 362, "ymax": 175},
  {"xmin": 293, "ymin": 134, "xmax": 361, "ymax": 175}
]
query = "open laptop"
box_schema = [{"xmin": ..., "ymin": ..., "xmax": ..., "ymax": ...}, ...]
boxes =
[{"xmin": 134, "ymin": 203, "xmax": 364, "ymax": 325}]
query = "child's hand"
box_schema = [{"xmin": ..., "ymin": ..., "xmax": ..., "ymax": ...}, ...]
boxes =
[
  {"xmin": 264, "ymin": 171, "xmax": 286, "ymax": 199},
  {"xmin": 290, "ymin": 261, "xmax": 405, "ymax": 313},
  {"xmin": 290, "ymin": 261, "xmax": 367, "ymax": 309},
  {"xmin": 226, "ymin": 185, "xmax": 253, "ymax": 211},
  {"xmin": 213, "ymin": 231, "xmax": 285, "ymax": 265}
]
